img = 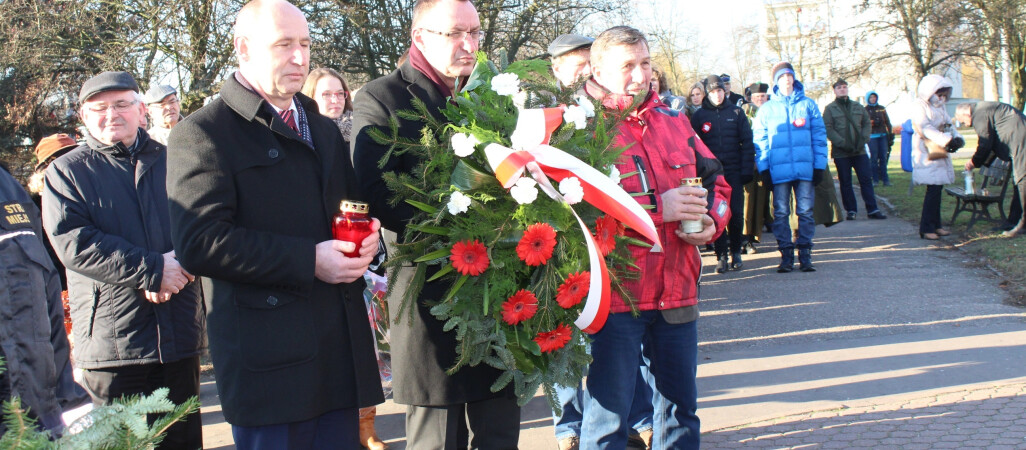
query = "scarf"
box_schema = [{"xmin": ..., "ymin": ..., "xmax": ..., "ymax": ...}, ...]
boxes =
[{"xmin": 409, "ymin": 44, "xmax": 456, "ymax": 99}]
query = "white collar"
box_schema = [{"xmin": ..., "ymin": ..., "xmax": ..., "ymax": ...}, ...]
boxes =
[{"xmin": 269, "ymin": 99, "xmax": 298, "ymax": 116}]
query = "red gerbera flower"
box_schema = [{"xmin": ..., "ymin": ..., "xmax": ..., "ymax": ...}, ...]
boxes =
[
  {"xmin": 516, "ymin": 223, "xmax": 557, "ymax": 266},
  {"xmin": 555, "ymin": 271, "xmax": 590, "ymax": 308},
  {"xmin": 534, "ymin": 324, "xmax": 573, "ymax": 353},
  {"xmin": 450, "ymin": 239, "xmax": 490, "ymax": 276},
  {"xmin": 501, "ymin": 289, "xmax": 539, "ymax": 325},
  {"xmin": 594, "ymin": 215, "xmax": 624, "ymax": 256}
]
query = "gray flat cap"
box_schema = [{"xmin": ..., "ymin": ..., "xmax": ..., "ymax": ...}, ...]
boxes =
[
  {"xmin": 548, "ymin": 34, "xmax": 594, "ymax": 59},
  {"xmin": 143, "ymin": 84, "xmax": 178, "ymax": 104},
  {"xmin": 79, "ymin": 71, "xmax": 139, "ymax": 103}
]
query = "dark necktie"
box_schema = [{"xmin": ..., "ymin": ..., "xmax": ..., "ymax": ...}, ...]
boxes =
[{"xmin": 280, "ymin": 109, "xmax": 298, "ymax": 133}]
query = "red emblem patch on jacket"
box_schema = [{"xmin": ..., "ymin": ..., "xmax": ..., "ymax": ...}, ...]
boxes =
[
  {"xmin": 702, "ymin": 122, "xmax": 712, "ymax": 133},
  {"xmin": 793, "ymin": 117, "xmax": 806, "ymax": 127}
]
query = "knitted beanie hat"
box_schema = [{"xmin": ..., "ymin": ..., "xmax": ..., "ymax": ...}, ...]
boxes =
[
  {"xmin": 771, "ymin": 61, "xmax": 795, "ymax": 83},
  {"xmin": 702, "ymin": 74, "xmax": 726, "ymax": 94}
]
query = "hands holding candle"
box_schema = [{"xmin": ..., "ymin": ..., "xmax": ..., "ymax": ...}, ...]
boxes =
[
  {"xmin": 316, "ymin": 201, "xmax": 381, "ymax": 284},
  {"xmin": 661, "ymin": 184, "xmax": 716, "ymax": 245}
]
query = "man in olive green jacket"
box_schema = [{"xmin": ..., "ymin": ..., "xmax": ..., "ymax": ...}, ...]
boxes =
[{"xmin": 823, "ymin": 79, "xmax": 886, "ymax": 220}]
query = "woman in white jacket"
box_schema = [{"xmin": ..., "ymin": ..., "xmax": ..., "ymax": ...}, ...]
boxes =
[{"xmin": 911, "ymin": 75, "xmax": 964, "ymax": 239}]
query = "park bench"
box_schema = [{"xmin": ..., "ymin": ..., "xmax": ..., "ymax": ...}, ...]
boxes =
[{"xmin": 944, "ymin": 159, "xmax": 1013, "ymax": 232}]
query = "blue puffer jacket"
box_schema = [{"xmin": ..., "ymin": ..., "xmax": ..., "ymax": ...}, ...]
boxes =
[{"xmin": 753, "ymin": 80, "xmax": 828, "ymax": 183}]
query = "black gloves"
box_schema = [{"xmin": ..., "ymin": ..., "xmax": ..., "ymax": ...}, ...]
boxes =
[
  {"xmin": 742, "ymin": 174, "xmax": 754, "ymax": 185},
  {"xmin": 887, "ymin": 133, "xmax": 895, "ymax": 148},
  {"xmin": 760, "ymin": 170, "xmax": 772, "ymax": 186},
  {"xmin": 946, "ymin": 137, "xmax": 965, "ymax": 152},
  {"xmin": 812, "ymin": 169, "xmax": 824, "ymax": 186}
]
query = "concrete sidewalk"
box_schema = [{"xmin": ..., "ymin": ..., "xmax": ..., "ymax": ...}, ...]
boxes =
[{"xmin": 200, "ymin": 185, "xmax": 1026, "ymax": 449}]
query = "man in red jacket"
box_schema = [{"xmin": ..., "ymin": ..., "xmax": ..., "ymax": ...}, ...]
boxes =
[{"xmin": 579, "ymin": 25, "xmax": 731, "ymax": 449}]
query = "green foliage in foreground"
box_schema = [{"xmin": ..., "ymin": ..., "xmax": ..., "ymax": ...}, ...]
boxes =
[{"xmin": 0, "ymin": 356, "xmax": 199, "ymax": 449}]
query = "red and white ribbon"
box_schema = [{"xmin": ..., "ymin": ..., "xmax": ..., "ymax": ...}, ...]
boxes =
[{"xmin": 484, "ymin": 106, "xmax": 661, "ymax": 333}]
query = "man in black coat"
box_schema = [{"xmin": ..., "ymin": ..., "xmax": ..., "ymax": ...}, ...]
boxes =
[
  {"xmin": 42, "ymin": 71, "xmax": 204, "ymax": 448},
  {"xmin": 691, "ymin": 74, "xmax": 755, "ymax": 272},
  {"xmin": 166, "ymin": 0, "xmax": 383, "ymax": 446},
  {"xmin": 351, "ymin": 0, "xmax": 521, "ymax": 448},
  {"xmin": 956, "ymin": 101, "xmax": 1026, "ymax": 236}
]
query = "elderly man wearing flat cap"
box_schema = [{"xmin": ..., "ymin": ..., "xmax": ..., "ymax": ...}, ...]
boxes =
[
  {"xmin": 549, "ymin": 33, "xmax": 594, "ymax": 89},
  {"xmin": 41, "ymin": 71, "xmax": 204, "ymax": 448},
  {"xmin": 143, "ymin": 84, "xmax": 183, "ymax": 145}
]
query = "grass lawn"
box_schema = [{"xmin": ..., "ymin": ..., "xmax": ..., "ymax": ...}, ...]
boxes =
[{"xmin": 871, "ymin": 135, "xmax": 1025, "ymax": 306}]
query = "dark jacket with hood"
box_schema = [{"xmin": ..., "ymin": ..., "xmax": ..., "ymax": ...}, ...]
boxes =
[
  {"xmin": 42, "ymin": 129, "xmax": 205, "ymax": 370},
  {"xmin": 166, "ymin": 73, "xmax": 383, "ymax": 427},
  {"xmin": 691, "ymin": 96, "xmax": 756, "ymax": 183},
  {"xmin": 969, "ymin": 101, "xmax": 1026, "ymax": 184},
  {"xmin": 823, "ymin": 96, "xmax": 871, "ymax": 158},
  {"xmin": 864, "ymin": 90, "xmax": 893, "ymax": 138}
]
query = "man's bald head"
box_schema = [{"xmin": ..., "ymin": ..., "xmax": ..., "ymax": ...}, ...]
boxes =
[{"xmin": 233, "ymin": 0, "xmax": 311, "ymax": 109}]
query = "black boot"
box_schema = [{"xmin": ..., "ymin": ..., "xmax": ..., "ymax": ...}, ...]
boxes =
[
  {"xmin": 716, "ymin": 253, "xmax": 729, "ymax": 273},
  {"xmin": 798, "ymin": 246, "xmax": 816, "ymax": 272},
  {"xmin": 730, "ymin": 251, "xmax": 743, "ymax": 270},
  {"xmin": 777, "ymin": 248, "xmax": 794, "ymax": 273}
]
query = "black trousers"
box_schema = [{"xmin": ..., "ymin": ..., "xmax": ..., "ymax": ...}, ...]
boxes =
[
  {"xmin": 714, "ymin": 175, "xmax": 746, "ymax": 256},
  {"xmin": 405, "ymin": 395, "xmax": 520, "ymax": 450},
  {"xmin": 80, "ymin": 355, "xmax": 202, "ymax": 449},
  {"xmin": 1007, "ymin": 183, "xmax": 1023, "ymax": 225},
  {"xmin": 919, "ymin": 184, "xmax": 943, "ymax": 234}
]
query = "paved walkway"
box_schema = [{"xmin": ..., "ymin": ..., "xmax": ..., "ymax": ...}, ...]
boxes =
[{"xmin": 200, "ymin": 185, "xmax": 1026, "ymax": 449}]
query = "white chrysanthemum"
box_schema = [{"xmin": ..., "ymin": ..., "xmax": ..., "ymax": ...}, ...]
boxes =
[
  {"xmin": 450, "ymin": 133, "xmax": 480, "ymax": 157},
  {"xmin": 563, "ymin": 105, "xmax": 587, "ymax": 130},
  {"xmin": 559, "ymin": 177, "xmax": 584, "ymax": 204},
  {"xmin": 510, "ymin": 177, "xmax": 539, "ymax": 204},
  {"xmin": 447, "ymin": 191, "xmax": 472, "ymax": 215},
  {"xmin": 491, "ymin": 73, "xmax": 521, "ymax": 96},
  {"xmin": 575, "ymin": 96, "xmax": 596, "ymax": 118},
  {"xmin": 608, "ymin": 165, "xmax": 621, "ymax": 184}
]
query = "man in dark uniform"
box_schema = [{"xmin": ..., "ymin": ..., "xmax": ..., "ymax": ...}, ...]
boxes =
[
  {"xmin": 352, "ymin": 0, "xmax": 521, "ymax": 448},
  {"xmin": 720, "ymin": 74, "xmax": 747, "ymax": 107},
  {"xmin": 0, "ymin": 165, "xmax": 90, "ymax": 438},
  {"xmin": 42, "ymin": 71, "xmax": 205, "ymax": 448},
  {"xmin": 956, "ymin": 101, "xmax": 1026, "ymax": 236},
  {"xmin": 167, "ymin": 0, "xmax": 383, "ymax": 446}
]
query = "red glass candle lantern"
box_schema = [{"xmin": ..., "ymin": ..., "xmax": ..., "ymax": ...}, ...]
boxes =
[{"xmin": 333, "ymin": 200, "xmax": 373, "ymax": 257}]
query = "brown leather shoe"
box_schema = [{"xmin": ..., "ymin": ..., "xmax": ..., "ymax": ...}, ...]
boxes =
[
  {"xmin": 920, "ymin": 232, "xmax": 940, "ymax": 240},
  {"xmin": 935, "ymin": 228, "xmax": 951, "ymax": 236},
  {"xmin": 359, "ymin": 407, "xmax": 386, "ymax": 450}
]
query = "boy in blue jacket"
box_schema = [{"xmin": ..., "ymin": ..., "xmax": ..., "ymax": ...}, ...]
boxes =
[{"xmin": 752, "ymin": 62, "xmax": 829, "ymax": 272}]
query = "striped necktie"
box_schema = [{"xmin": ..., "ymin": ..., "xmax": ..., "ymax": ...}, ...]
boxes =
[{"xmin": 280, "ymin": 109, "xmax": 299, "ymax": 133}]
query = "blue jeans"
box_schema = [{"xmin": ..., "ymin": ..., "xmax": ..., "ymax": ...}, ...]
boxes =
[
  {"xmin": 772, "ymin": 180, "xmax": 815, "ymax": 249},
  {"xmin": 834, "ymin": 155, "xmax": 880, "ymax": 215},
  {"xmin": 868, "ymin": 136, "xmax": 891, "ymax": 183},
  {"xmin": 581, "ymin": 311, "xmax": 699, "ymax": 449},
  {"xmin": 553, "ymin": 357, "xmax": 654, "ymax": 439}
]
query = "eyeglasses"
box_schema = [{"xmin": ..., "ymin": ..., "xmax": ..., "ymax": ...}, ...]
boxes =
[
  {"xmin": 85, "ymin": 100, "xmax": 139, "ymax": 114},
  {"xmin": 319, "ymin": 91, "xmax": 348, "ymax": 101},
  {"xmin": 420, "ymin": 28, "xmax": 485, "ymax": 43}
]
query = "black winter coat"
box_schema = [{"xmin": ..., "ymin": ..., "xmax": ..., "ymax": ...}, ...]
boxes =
[
  {"xmin": 166, "ymin": 74, "xmax": 383, "ymax": 426},
  {"xmin": 969, "ymin": 101, "xmax": 1026, "ymax": 184},
  {"xmin": 42, "ymin": 131, "xmax": 204, "ymax": 370},
  {"xmin": 352, "ymin": 61, "xmax": 511, "ymax": 406},
  {"xmin": 691, "ymin": 99, "xmax": 756, "ymax": 182}
]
